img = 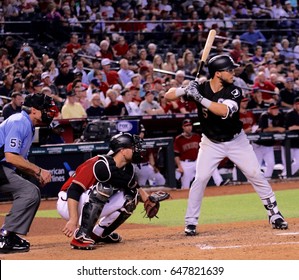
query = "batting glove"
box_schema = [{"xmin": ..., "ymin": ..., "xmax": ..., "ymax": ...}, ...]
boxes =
[{"xmin": 185, "ymin": 81, "xmax": 203, "ymax": 103}]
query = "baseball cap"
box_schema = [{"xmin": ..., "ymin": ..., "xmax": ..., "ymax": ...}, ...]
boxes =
[
  {"xmin": 90, "ymin": 78, "xmax": 100, "ymax": 87},
  {"xmin": 101, "ymin": 58, "xmax": 111, "ymax": 66},
  {"xmin": 252, "ymin": 87, "xmax": 261, "ymax": 93},
  {"xmin": 269, "ymin": 103, "xmax": 278, "ymax": 109},
  {"xmin": 67, "ymin": 91, "xmax": 76, "ymax": 96},
  {"xmin": 41, "ymin": 72, "xmax": 50, "ymax": 79},
  {"xmin": 294, "ymin": 97, "xmax": 299, "ymax": 104},
  {"xmin": 112, "ymin": 84, "xmax": 122, "ymax": 91},
  {"xmin": 145, "ymin": 90, "xmax": 154, "ymax": 96},
  {"xmin": 60, "ymin": 62, "xmax": 68, "ymax": 68},
  {"xmin": 182, "ymin": 119, "xmax": 192, "ymax": 127},
  {"xmin": 241, "ymin": 97, "xmax": 249, "ymax": 102},
  {"xmin": 13, "ymin": 77, "xmax": 23, "ymax": 84},
  {"xmin": 285, "ymin": 77, "xmax": 294, "ymax": 82},
  {"xmin": 33, "ymin": 79, "xmax": 43, "ymax": 87}
]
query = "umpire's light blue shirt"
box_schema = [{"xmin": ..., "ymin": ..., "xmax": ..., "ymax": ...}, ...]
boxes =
[{"xmin": 0, "ymin": 111, "xmax": 34, "ymax": 167}]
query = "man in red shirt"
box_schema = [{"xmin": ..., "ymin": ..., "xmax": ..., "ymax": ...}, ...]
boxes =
[{"xmin": 253, "ymin": 71, "xmax": 279, "ymax": 104}]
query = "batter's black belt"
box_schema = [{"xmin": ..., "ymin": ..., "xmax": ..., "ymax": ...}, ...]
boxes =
[{"xmin": 208, "ymin": 132, "xmax": 240, "ymax": 143}]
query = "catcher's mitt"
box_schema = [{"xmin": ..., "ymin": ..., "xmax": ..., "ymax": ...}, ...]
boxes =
[{"xmin": 144, "ymin": 191, "xmax": 170, "ymax": 219}]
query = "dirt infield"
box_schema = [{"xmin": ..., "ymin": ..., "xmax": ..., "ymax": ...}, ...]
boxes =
[{"xmin": 0, "ymin": 180, "xmax": 298, "ymax": 260}]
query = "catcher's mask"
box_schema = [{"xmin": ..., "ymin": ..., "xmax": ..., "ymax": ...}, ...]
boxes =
[
  {"xmin": 22, "ymin": 93, "xmax": 56, "ymax": 125},
  {"xmin": 108, "ymin": 132, "xmax": 145, "ymax": 163}
]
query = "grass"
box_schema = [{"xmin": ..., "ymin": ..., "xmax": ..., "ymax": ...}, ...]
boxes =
[{"xmin": 26, "ymin": 189, "xmax": 298, "ymax": 227}]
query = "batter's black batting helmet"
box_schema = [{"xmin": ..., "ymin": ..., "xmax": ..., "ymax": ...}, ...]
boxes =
[{"xmin": 208, "ymin": 55, "xmax": 239, "ymax": 77}]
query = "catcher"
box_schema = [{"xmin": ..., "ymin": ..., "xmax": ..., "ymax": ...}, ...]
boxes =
[{"xmin": 56, "ymin": 132, "xmax": 169, "ymax": 250}]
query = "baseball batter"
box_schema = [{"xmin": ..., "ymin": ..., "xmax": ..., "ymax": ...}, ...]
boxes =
[{"xmin": 165, "ymin": 54, "xmax": 288, "ymax": 236}]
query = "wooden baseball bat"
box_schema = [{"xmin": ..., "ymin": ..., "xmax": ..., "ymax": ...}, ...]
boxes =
[{"xmin": 195, "ymin": 29, "xmax": 216, "ymax": 82}]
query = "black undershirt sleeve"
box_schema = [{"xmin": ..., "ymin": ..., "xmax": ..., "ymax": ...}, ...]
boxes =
[{"xmin": 67, "ymin": 183, "xmax": 84, "ymax": 201}]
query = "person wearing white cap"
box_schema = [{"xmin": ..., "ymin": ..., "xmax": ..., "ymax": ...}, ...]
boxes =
[
  {"xmin": 41, "ymin": 71, "xmax": 64, "ymax": 106},
  {"xmin": 101, "ymin": 58, "xmax": 121, "ymax": 86}
]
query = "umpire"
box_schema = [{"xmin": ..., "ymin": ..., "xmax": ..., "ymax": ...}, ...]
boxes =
[{"xmin": 0, "ymin": 93, "xmax": 54, "ymax": 254}]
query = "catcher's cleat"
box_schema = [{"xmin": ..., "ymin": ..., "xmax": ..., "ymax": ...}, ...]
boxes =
[
  {"xmin": 92, "ymin": 232, "xmax": 122, "ymax": 244},
  {"xmin": 70, "ymin": 238, "xmax": 95, "ymax": 250},
  {"xmin": 269, "ymin": 213, "xmax": 288, "ymax": 230},
  {"xmin": 185, "ymin": 225, "xmax": 197, "ymax": 236},
  {"xmin": 70, "ymin": 229, "xmax": 95, "ymax": 250},
  {"xmin": 0, "ymin": 231, "xmax": 30, "ymax": 254}
]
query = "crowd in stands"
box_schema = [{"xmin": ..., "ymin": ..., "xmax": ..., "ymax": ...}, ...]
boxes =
[{"xmin": 0, "ymin": 0, "xmax": 299, "ymax": 180}]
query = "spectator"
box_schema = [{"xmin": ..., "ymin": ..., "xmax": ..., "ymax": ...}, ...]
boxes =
[
  {"xmin": 152, "ymin": 54, "xmax": 164, "ymax": 77},
  {"xmin": 101, "ymin": 58, "xmax": 121, "ymax": 86},
  {"xmin": 61, "ymin": 91, "xmax": 87, "ymax": 119},
  {"xmin": 86, "ymin": 92, "xmax": 105, "ymax": 118},
  {"xmin": 113, "ymin": 36, "xmax": 129, "ymax": 57},
  {"xmin": 140, "ymin": 91, "xmax": 164, "ymax": 114},
  {"xmin": 158, "ymin": 89, "xmax": 179, "ymax": 114},
  {"xmin": 251, "ymin": 45, "xmax": 264, "ymax": 66},
  {"xmin": 43, "ymin": 58, "xmax": 59, "ymax": 83},
  {"xmin": 229, "ymin": 39, "xmax": 242, "ymax": 63},
  {"xmin": 146, "ymin": 43, "xmax": 157, "ymax": 62},
  {"xmin": 10, "ymin": 77, "xmax": 24, "ymax": 96},
  {"xmin": 2, "ymin": 91, "xmax": 23, "ymax": 120},
  {"xmin": 162, "ymin": 52, "xmax": 177, "ymax": 73},
  {"xmin": 73, "ymin": 59, "xmax": 89, "ymax": 85},
  {"xmin": 239, "ymin": 22, "xmax": 266, "ymax": 47},
  {"xmin": 121, "ymin": 89, "xmax": 142, "ymax": 116},
  {"xmin": 118, "ymin": 58, "xmax": 135, "ymax": 88},
  {"xmin": 99, "ymin": 39, "xmax": 115, "ymax": 60},
  {"xmin": 0, "ymin": 73, "xmax": 13, "ymax": 98},
  {"xmin": 104, "ymin": 89, "xmax": 126, "ymax": 116},
  {"xmin": 252, "ymin": 103, "xmax": 286, "ymax": 179},
  {"xmin": 175, "ymin": 70, "xmax": 185, "ymax": 87},
  {"xmin": 40, "ymin": 72, "xmax": 63, "ymax": 105},
  {"xmin": 182, "ymin": 49, "xmax": 197, "ymax": 76},
  {"xmin": 279, "ymin": 39, "xmax": 295, "ymax": 65},
  {"xmin": 54, "ymin": 62, "xmax": 75, "ymax": 88},
  {"xmin": 66, "ymin": 33, "xmax": 82, "ymax": 56},
  {"xmin": 253, "ymin": 71, "xmax": 279, "ymax": 104}
]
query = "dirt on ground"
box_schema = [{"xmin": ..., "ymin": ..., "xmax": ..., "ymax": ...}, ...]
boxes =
[{"xmin": 0, "ymin": 180, "xmax": 298, "ymax": 260}]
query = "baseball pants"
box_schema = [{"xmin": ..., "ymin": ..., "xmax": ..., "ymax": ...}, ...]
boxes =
[
  {"xmin": 0, "ymin": 165, "xmax": 41, "ymax": 235},
  {"xmin": 185, "ymin": 130, "xmax": 275, "ymax": 226},
  {"xmin": 57, "ymin": 190, "xmax": 130, "ymax": 237}
]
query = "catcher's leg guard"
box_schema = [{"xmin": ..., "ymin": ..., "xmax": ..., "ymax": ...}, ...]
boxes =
[
  {"xmin": 262, "ymin": 196, "xmax": 288, "ymax": 230},
  {"xmin": 75, "ymin": 182, "xmax": 113, "ymax": 241},
  {"xmin": 100, "ymin": 192, "xmax": 139, "ymax": 238}
]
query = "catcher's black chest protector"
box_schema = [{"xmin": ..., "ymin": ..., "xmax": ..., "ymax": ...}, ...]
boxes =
[{"xmin": 94, "ymin": 155, "xmax": 137, "ymax": 190}]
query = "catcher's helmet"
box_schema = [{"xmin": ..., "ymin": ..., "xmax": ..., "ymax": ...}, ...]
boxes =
[
  {"xmin": 109, "ymin": 133, "xmax": 135, "ymax": 154},
  {"xmin": 109, "ymin": 132, "xmax": 145, "ymax": 163},
  {"xmin": 208, "ymin": 55, "xmax": 239, "ymax": 77},
  {"xmin": 23, "ymin": 93, "xmax": 56, "ymax": 125}
]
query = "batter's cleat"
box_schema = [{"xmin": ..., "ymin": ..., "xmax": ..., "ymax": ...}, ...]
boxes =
[
  {"xmin": 70, "ymin": 229, "xmax": 95, "ymax": 250},
  {"xmin": 0, "ymin": 231, "xmax": 30, "ymax": 254},
  {"xmin": 92, "ymin": 232, "xmax": 122, "ymax": 244},
  {"xmin": 185, "ymin": 225, "xmax": 197, "ymax": 236},
  {"xmin": 270, "ymin": 213, "xmax": 288, "ymax": 230}
]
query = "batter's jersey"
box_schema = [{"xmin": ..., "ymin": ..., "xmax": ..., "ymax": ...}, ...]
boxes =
[
  {"xmin": 194, "ymin": 81, "xmax": 243, "ymax": 142},
  {"xmin": 0, "ymin": 111, "xmax": 34, "ymax": 167},
  {"xmin": 174, "ymin": 133, "xmax": 201, "ymax": 161}
]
